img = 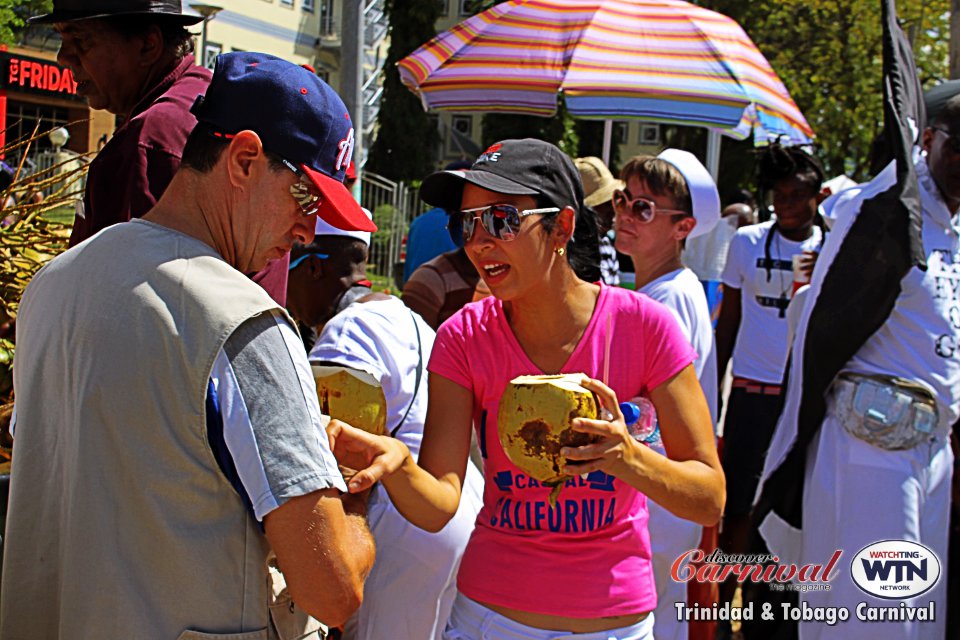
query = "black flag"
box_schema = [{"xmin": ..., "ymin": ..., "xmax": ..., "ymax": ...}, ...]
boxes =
[{"xmin": 754, "ymin": 0, "xmax": 926, "ymax": 528}]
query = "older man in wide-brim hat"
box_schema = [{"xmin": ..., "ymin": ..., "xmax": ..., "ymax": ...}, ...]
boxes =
[
  {"xmin": 31, "ymin": 3, "xmax": 200, "ymax": 225},
  {"xmin": 33, "ymin": 1, "xmax": 292, "ymax": 303}
]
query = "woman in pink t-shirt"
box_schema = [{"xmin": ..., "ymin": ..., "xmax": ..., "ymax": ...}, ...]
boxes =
[{"xmin": 329, "ymin": 139, "xmax": 724, "ymax": 640}]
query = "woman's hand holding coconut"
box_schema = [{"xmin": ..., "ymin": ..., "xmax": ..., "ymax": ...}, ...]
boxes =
[
  {"xmin": 565, "ymin": 372, "xmax": 723, "ymax": 526},
  {"xmin": 560, "ymin": 376, "xmax": 636, "ymax": 474}
]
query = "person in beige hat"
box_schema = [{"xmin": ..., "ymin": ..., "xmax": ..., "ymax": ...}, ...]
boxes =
[{"xmin": 575, "ymin": 156, "xmax": 623, "ymax": 285}]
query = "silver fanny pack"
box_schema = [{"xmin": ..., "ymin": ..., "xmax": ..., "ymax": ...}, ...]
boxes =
[{"xmin": 830, "ymin": 373, "xmax": 938, "ymax": 451}]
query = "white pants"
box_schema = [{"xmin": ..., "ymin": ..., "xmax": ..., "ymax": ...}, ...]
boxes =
[
  {"xmin": 343, "ymin": 463, "xmax": 484, "ymax": 640},
  {"xmin": 647, "ymin": 499, "xmax": 702, "ymax": 640},
  {"xmin": 797, "ymin": 415, "xmax": 951, "ymax": 640},
  {"xmin": 442, "ymin": 594, "xmax": 655, "ymax": 640}
]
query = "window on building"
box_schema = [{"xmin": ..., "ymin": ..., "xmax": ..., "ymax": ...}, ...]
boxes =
[
  {"xmin": 203, "ymin": 42, "xmax": 222, "ymax": 70},
  {"xmin": 459, "ymin": 0, "xmax": 472, "ymax": 16},
  {"xmin": 639, "ymin": 124, "xmax": 661, "ymax": 146},
  {"xmin": 438, "ymin": 0, "xmax": 448, "ymax": 16},
  {"xmin": 280, "ymin": 0, "xmax": 293, "ymax": 6},
  {"xmin": 448, "ymin": 115, "xmax": 472, "ymax": 155},
  {"xmin": 303, "ymin": 0, "xmax": 314, "ymax": 11},
  {"xmin": 315, "ymin": 67, "xmax": 330, "ymax": 83},
  {"xmin": 319, "ymin": 0, "xmax": 335, "ymax": 35},
  {"xmin": 614, "ymin": 121, "xmax": 629, "ymax": 144},
  {"xmin": 5, "ymin": 103, "xmax": 68, "ymax": 155}
]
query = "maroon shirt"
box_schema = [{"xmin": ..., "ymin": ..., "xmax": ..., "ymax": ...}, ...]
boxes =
[{"xmin": 71, "ymin": 54, "xmax": 290, "ymax": 303}]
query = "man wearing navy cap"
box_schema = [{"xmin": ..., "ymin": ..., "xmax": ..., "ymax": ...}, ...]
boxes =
[{"xmin": 1, "ymin": 53, "xmax": 377, "ymax": 639}]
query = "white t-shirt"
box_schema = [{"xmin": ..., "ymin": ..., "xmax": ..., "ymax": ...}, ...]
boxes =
[
  {"xmin": 722, "ymin": 220, "xmax": 824, "ymax": 383},
  {"xmin": 640, "ymin": 267, "xmax": 719, "ymax": 423},
  {"xmin": 842, "ymin": 158, "xmax": 960, "ymax": 429}
]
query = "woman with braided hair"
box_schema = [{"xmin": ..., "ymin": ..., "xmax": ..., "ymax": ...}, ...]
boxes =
[{"xmin": 714, "ymin": 142, "xmax": 828, "ymax": 633}]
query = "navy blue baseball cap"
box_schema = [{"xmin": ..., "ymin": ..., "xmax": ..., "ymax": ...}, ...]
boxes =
[{"xmin": 191, "ymin": 52, "xmax": 376, "ymax": 233}]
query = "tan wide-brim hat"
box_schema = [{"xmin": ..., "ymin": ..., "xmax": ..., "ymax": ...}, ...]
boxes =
[{"xmin": 574, "ymin": 156, "xmax": 624, "ymax": 208}]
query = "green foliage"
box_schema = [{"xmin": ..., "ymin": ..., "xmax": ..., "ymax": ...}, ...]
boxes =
[
  {"xmin": 0, "ymin": 0, "xmax": 51, "ymax": 45},
  {"xmin": 702, "ymin": 0, "xmax": 949, "ymax": 183},
  {"xmin": 366, "ymin": 0, "xmax": 442, "ymax": 181},
  {"xmin": 370, "ymin": 202, "xmax": 398, "ymax": 243},
  {"xmin": 481, "ymin": 96, "xmax": 580, "ymax": 156},
  {"xmin": 0, "ymin": 337, "xmax": 12, "ymax": 402}
]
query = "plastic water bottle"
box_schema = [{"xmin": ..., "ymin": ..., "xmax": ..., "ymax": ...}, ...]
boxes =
[{"xmin": 620, "ymin": 397, "xmax": 659, "ymax": 444}]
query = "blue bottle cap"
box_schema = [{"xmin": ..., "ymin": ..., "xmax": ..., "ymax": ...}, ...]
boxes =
[{"xmin": 619, "ymin": 401, "xmax": 641, "ymax": 426}]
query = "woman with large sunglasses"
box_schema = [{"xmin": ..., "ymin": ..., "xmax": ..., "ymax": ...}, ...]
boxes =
[{"xmin": 328, "ymin": 139, "xmax": 724, "ymax": 640}]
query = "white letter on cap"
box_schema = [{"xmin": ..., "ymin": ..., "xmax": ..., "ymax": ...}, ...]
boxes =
[{"xmin": 336, "ymin": 128, "xmax": 355, "ymax": 172}]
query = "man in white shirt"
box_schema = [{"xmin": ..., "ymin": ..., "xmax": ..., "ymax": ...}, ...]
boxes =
[
  {"xmin": 717, "ymin": 144, "xmax": 824, "ymax": 560},
  {"xmin": 714, "ymin": 144, "xmax": 827, "ymax": 629}
]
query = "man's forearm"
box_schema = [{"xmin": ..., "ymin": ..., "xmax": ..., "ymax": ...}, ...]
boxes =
[{"xmin": 341, "ymin": 494, "xmax": 376, "ymax": 581}]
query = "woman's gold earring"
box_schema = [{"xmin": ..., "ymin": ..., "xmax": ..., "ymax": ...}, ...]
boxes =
[{"xmin": 556, "ymin": 247, "xmax": 565, "ymax": 256}]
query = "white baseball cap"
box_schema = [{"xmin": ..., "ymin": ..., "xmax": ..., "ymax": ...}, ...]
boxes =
[
  {"xmin": 656, "ymin": 149, "xmax": 720, "ymax": 239},
  {"xmin": 314, "ymin": 207, "xmax": 373, "ymax": 245}
]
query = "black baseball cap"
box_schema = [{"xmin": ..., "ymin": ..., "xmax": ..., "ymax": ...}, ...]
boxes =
[
  {"xmin": 191, "ymin": 52, "xmax": 375, "ymax": 233},
  {"xmin": 420, "ymin": 138, "xmax": 584, "ymax": 214}
]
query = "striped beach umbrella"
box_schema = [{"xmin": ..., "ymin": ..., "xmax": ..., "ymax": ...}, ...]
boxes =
[{"xmin": 398, "ymin": 0, "xmax": 814, "ymax": 146}]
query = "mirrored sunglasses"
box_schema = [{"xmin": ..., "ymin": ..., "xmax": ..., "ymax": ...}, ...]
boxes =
[
  {"xmin": 612, "ymin": 189, "xmax": 687, "ymax": 224},
  {"xmin": 207, "ymin": 130, "xmax": 323, "ymax": 218},
  {"xmin": 280, "ymin": 158, "xmax": 322, "ymax": 217},
  {"xmin": 451, "ymin": 204, "xmax": 559, "ymax": 243}
]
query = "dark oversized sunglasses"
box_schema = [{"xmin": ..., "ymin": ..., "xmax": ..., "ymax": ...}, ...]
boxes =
[
  {"xmin": 612, "ymin": 189, "xmax": 687, "ymax": 224},
  {"xmin": 450, "ymin": 204, "xmax": 559, "ymax": 242}
]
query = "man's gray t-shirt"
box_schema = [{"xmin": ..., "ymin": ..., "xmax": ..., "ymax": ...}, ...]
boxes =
[{"xmin": 208, "ymin": 311, "xmax": 346, "ymax": 521}]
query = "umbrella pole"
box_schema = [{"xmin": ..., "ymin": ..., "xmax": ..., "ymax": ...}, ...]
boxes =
[
  {"xmin": 706, "ymin": 129, "xmax": 722, "ymax": 181},
  {"xmin": 602, "ymin": 120, "xmax": 613, "ymax": 166}
]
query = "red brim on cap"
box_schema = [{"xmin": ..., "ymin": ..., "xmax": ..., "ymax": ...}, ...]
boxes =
[{"xmin": 301, "ymin": 164, "xmax": 377, "ymax": 232}]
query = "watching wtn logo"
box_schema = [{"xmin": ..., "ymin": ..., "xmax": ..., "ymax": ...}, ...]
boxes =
[{"xmin": 850, "ymin": 540, "xmax": 941, "ymax": 599}]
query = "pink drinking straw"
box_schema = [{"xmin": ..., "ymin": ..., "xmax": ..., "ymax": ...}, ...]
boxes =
[{"xmin": 603, "ymin": 311, "xmax": 612, "ymax": 386}]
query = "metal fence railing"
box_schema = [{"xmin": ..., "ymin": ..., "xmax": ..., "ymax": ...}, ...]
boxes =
[
  {"xmin": 32, "ymin": 149, "xmax": 87, "ymax": 198},
  {"xmin": 359, "ymin": 170, "xmax": 425, "ymax": 290}
]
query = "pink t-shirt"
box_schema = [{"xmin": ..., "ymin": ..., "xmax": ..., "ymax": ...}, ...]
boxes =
[{"xmin": 429, "ymin": 284, "xmax": 697, "ymax": 618}]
